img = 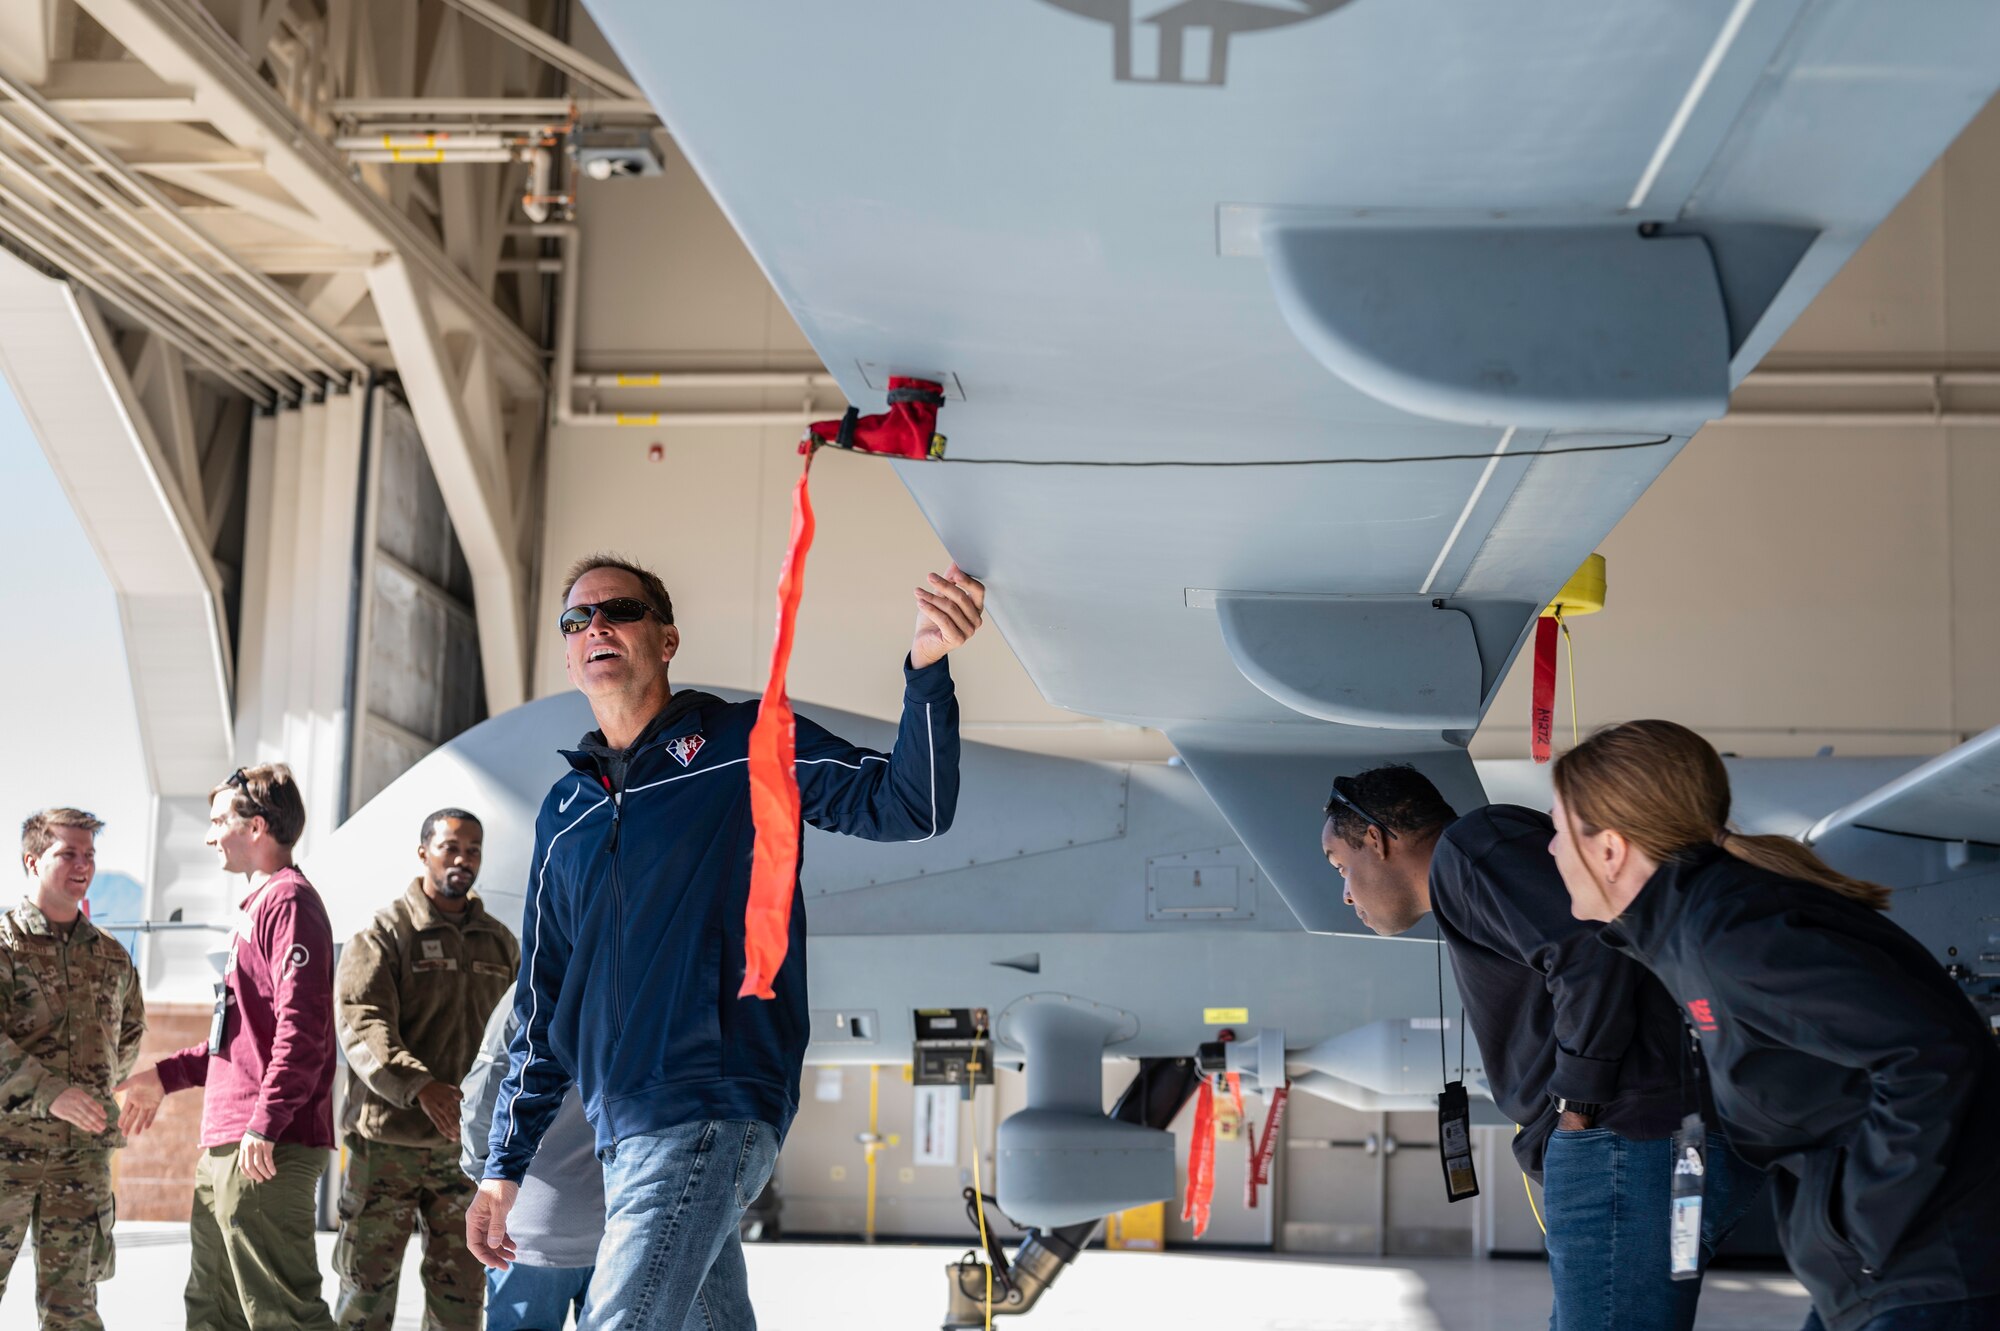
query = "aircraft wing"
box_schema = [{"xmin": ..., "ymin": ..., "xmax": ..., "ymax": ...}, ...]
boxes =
[
  {"xmin": 1807, "ymin": 724, "xmax": 2000, "ymax": 847},
  {"xmin": 582, "ymin": 0, "xmax": 2000, "ymax": 929}
]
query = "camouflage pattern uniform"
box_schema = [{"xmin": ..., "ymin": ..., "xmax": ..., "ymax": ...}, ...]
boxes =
[
  {"xmin": 0, "ymin": 898, "xmax": 144, "ymax": 1331},
  {"xmin": 333, "ymin": 880, "xmax": 516, "ymax": 1331}
]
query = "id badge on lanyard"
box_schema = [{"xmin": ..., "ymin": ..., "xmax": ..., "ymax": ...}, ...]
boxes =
[
  {"xmin": 1438, "ymin": 1081, "xmax": 1480, "ymax": 1202},
  {"xmin": 1669, "ymin": 1111, "xmax": 1706, "ymax": 1279},
  {"xmin": 211, "ymin": 880, "xmax": 269, "ymax": 1056},
  {"xmin": 1433, "ymin": 945, "xmax": 1478, "ymax": 1202},
  {"xmin": 206, "ymin": 980, "xmax": 232, "ymax": 1055}
]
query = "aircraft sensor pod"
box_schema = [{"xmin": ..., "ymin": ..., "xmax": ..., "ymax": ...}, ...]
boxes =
[
  {"xmin": 990, "ymin": 994, "xmax": 1173, "ymax": 1230},
  {"xmin": 1261, "ymin": 223, "xmax": 1731, "ymax": 434},
  {"xmin": 1213, "ymin": 592, "xmax": 1482, "ymax": 731}
]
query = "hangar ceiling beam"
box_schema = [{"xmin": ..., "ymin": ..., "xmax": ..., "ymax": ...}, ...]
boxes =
[
  {"xmin": 39, "ymin": 60, "xmax": 204, "ymax": 121},
  {"xmin": 70, "ymin": 0, "xmax": 544, "ymax": 394},
  {"xmin": 329, "ymin": 96, "xmax": 655, "ymax": 122},
  {"xmin": 432, "ymin": 0, "xmax": 648, "ymax": 103},
  {"xmin": 0, "ymin": 182, "xmax": 273, "ymax": 399},
  {"xmin": 52, "ymin": 0, "xmax": 555, "ymax": 723},
  {"xmin": 0, "ymin": 76, "xmax": 362, "ymax": 379},
  {"xmin": 367, "ymin": 254, "xmax": 530, "ymax": 715}
]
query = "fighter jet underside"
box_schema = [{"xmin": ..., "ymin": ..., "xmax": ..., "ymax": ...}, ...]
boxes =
[{"xmin": 575, "ymin": 0, "xmax": 2000, "ymax": 931}]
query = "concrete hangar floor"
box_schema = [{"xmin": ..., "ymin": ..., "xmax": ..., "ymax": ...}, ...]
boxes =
[{"xmin": 0, "ymin": 1225, "xmax": 1810, "ymax": 1331}]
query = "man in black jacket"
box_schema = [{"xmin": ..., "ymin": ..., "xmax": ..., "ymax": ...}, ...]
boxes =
[{"xmin": 1319, "ymin": 765, "xmax": 1760, "ymax": 1331}]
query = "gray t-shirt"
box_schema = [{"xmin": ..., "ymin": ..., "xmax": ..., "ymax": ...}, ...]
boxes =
[{"xmin": 462, "ymin": 986, "xmax": 606, "ymax": 1268}]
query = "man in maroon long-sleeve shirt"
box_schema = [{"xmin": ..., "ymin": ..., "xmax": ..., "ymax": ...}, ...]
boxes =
[{"xmin": 117, "ymin": 764, "xmax": 338, "ymax": 1331}]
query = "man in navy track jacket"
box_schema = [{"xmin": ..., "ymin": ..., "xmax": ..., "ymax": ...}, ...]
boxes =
[{"xmin": 467, "ymin": 551, "xmax": 985, "ymax": 1330}]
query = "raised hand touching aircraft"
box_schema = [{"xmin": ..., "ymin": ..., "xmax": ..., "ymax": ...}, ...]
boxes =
[{"xmin": 910, "ymin": 564, "xmax": 985, "ymax": 669}]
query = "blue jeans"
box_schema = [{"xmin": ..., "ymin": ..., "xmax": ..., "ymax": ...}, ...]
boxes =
[
  {"xmin": 583, "ymin": 1119, "xmax": 779, "ymax": 1331},
  {"xmin": 1543, "ymin": 1129, "xmax": 1763, "ymax": 1331},
  {"xmin": 1802, "ymin": 1295, "xmax": 2000, "ymax": 1330},
  {"xmin": 488, "ymin": 1263, "xmax": 594, "ymax": 1331}
]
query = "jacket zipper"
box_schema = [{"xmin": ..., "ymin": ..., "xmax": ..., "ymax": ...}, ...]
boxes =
[
  {"xmin": 579, "ymin": 725, "xmax": 683, "ymax": 1052},
  {"xmin": 607, "ymin": 790, "xmax": 626, "ymax": 1044}
]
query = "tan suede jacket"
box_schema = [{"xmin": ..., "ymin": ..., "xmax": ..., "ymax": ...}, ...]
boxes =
[{"xmin": 335, "ymin": 880, "xmax": 517, "ymax": 1147}]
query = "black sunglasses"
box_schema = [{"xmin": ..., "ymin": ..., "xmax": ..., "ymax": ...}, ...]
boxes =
[
  {"xmin": 225, "ymin": 769, "xmax": 271, "ymax": 821},
  {"xmin": 559, "ymin": 598, "xmax": 659, "ymax": 636},
  {"xmin": 1327, "ymin": 781, "xmax": 1399, "ymax": 842}
]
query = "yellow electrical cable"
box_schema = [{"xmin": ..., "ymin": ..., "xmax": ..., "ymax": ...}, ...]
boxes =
[
  {"xmin": 1522, "ymin": 1167, "xmax": 1548, "ymax": 1236},
  {"xmin": 1559, "ymin": 614, "xmax": 1579, "ymax": 747},
  {"xmin": 1514, "ymin": 1125, "xmax": 1548, "ymax": 1236},
  {"xmin": 969, "ymin": 1027, "xmax": 992, "ymax": 1331}
]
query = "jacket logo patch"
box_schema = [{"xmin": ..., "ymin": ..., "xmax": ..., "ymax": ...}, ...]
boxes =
[
  {"xmin": 666, "ymin": 733, "xmax": 706, "ymax": 768},
  {"xmin": 421, "ymin": 939, "xmax": 444, "ymax": 961},
  {"xmin": 1687, "ymin": 998, "xmax": 1719, "ymax": 1033},
  {"xmin": 558, "ymin": 784, "xmax": 582, "ymax": 813}
]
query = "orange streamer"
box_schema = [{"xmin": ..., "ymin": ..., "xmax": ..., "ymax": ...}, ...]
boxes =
[{"xmin": 740, "ymin": 449, "xmax": 817, "ymax": 999}]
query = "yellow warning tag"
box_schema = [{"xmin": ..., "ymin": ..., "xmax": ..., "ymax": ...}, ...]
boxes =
[{"xmin": 1203, "ymin": 1007, "xmax": 1249, "ymax": 1025}]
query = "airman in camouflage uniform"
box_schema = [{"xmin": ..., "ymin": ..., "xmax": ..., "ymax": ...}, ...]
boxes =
[
  {"xmin": 0, "ymin": 809, "xmax": 145, "ymax": 1331},
  {"xmin": 334, "ymin": 809, "xmax": 517, "ymax": 1331}
]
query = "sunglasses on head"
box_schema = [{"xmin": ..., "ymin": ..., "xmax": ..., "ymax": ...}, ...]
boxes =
[
  {"xmin": 559, "ymin": 597, "xmax": 659, "ymax": 636},
  {"xmin": 1327, "ymin": 781, "xmax": 1399, "ymax": 842},
  {"xmin": 225, "ymin": 769, "xmax": 271, "ymax": 821}
]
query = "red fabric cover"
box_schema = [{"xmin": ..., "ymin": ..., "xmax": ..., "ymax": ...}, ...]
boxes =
[
  {"xmin": 804, "ymin": 376, "xmax": 945, "ymax": 459},
  {"xmin": 1246, "ymin": 1082, "xmax": 1291, "ymax": 1208},
  {"xmin": 1531, "ymin": 614, "xmax": 1559, "ymax": 764},
  {"xmin": 740, "ymin": 451, "xmax": 817, "ymax": 999}
]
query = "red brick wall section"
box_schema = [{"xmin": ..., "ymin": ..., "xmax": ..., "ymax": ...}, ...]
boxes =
[{"xmin": 114, "ymin": 1003, "xmax": 208, "ymax": 1221}]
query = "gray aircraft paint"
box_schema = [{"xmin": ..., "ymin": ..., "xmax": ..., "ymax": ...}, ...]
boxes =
[{"xmin": 575, "ymin": 0, "xmax": 2000, "ymax": 932}]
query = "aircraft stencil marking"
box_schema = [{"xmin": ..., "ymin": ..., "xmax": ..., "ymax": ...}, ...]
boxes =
[{"xmin": 1037, "ymin": 0, "xmax": 1354, "ymax": 86}]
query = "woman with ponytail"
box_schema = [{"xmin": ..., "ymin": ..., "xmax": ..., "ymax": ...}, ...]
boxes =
[{"xmin": 1550, "ymin": 720, "xmax": 2000, "ymax": 1331}]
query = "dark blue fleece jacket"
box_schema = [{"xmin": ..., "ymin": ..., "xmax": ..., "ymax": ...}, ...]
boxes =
[{"xmin": 486, "ymin": 658, "xmax": 957, "ymax": 1180}]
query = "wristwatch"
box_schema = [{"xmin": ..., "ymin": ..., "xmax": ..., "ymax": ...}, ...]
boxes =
[{"xmin": 1555, "ymin": 1097, "xmax": 1603, "ymax": 1119}]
